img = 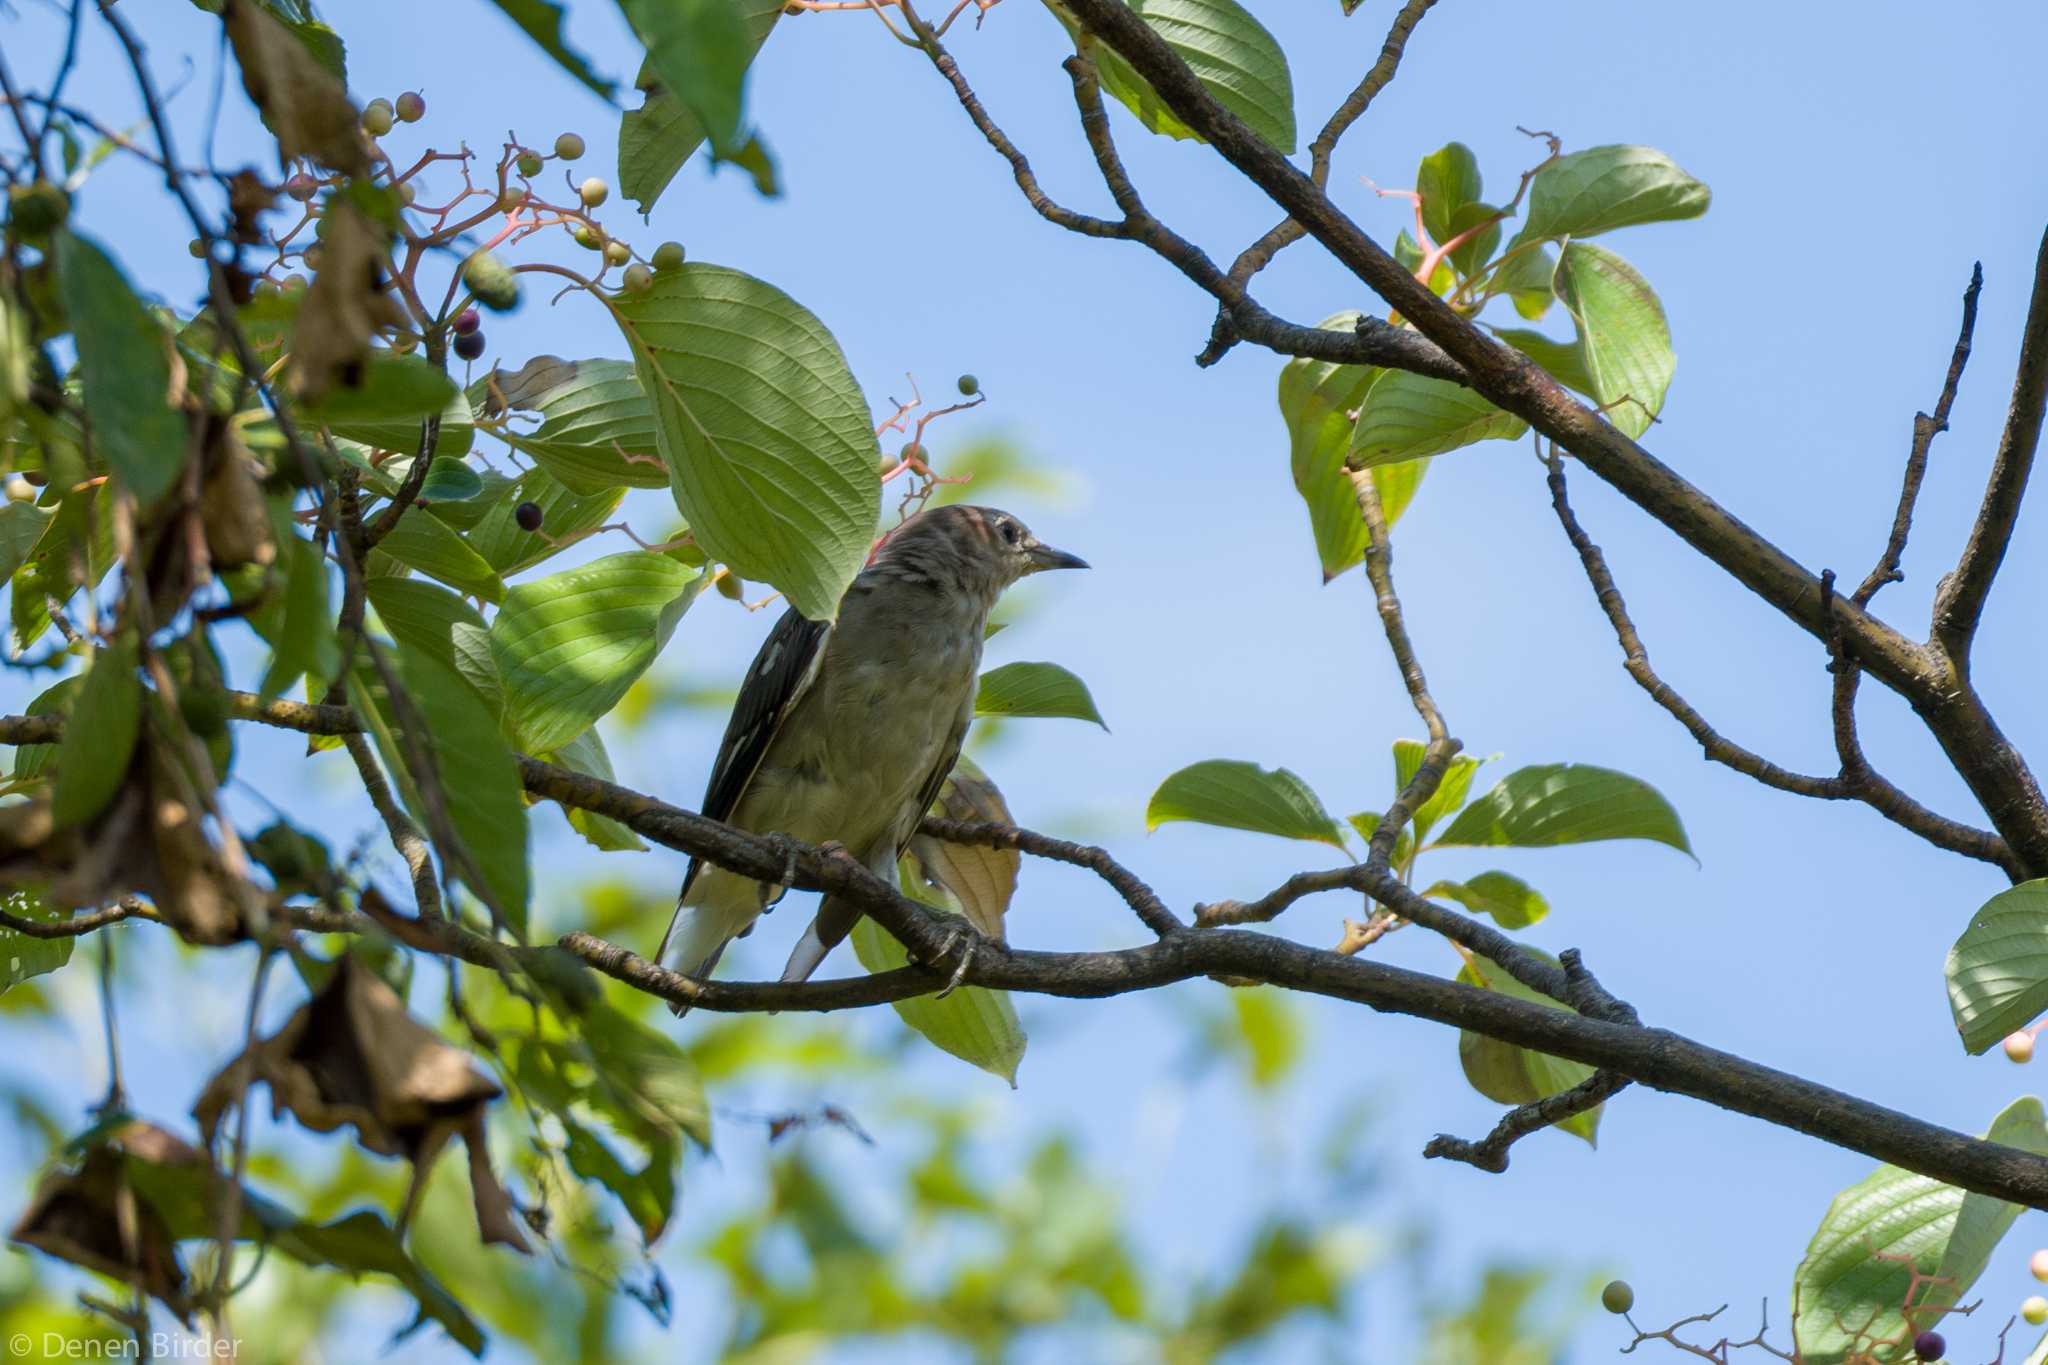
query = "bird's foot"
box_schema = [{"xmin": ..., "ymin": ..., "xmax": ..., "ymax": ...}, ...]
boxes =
[{"xmin": 926, "ymin": 927, "xmax": 977, "ymax": 1000}]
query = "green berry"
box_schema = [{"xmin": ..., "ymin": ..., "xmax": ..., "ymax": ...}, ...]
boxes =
[
  {"xmin": 956, "ymin": 373, "xmax": 979, "ymax": 396},
  {"xmin": 361, "ymin": 98, "xmax": 395, "ymax": 137},
  {"xmin": 603, "ymin": 239, "xmax": 631, "ymax": 265},
  {"xmin": 2007, "ymin": 1031, "xmax": 2035, "ymax": 1063},
  {"xmin": 651, "ymin": 240, "xmax": 686, "ymax": 272},
  {"xmin": 571, "ymin": 224, "xmax": 601, "ymax": 250},
  {"xmin": 6, "ymin": 180, "xmax": 70, "ymax": 237},
  {"xmin": 1600, "ymin": 1280, "xmax": 1633, "ymax": 1315},
  {"xmin": 498, "ymin": 186, "xmax": 527, "ymax": 212},
  {"xmin": 517, "ymin": 151, "xmax": 544, "ymax": 178},
  {"xmin": 578, "ymin": 177, "xmax": 609, "ymax": 208},
  {"xmin": 188, "ymin": 238, "xmax": 209, "ymax": 259},
  {"xmin": 462, "ymin": 250, "xmax": 520, "ymax": 312},
  {"xmin": 395, "ymin": 91, "xmax": 425, "ymax": 123},
  {"xmin": 2026, "ymin": 1296, "xmax": 2048, "ymax": 1327},
  {"xmin": 397, "ymin": 182, "xmax": 416, "ymax": 206},
  {"xmin": 622, "ymin": 263, "xmax": 653, "ymax": 294},
  {"xmin": 555, "ymin": 132, "xmax": 586, "ymax": 160}
]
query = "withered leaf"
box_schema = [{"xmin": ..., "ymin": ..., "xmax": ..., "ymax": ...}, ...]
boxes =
[
  {"xmin": 222, "ymin": 0, "xmax": 367, "ymax": 175},
  {"xmin": 291, "ymin": 202, "xmax": 404, "ymax": 402},
  {"xmin": 906, "ymin": 755, "xmax": 1017, "ymax": 941},
  {"xmin": 194, "ymin": 955, "xmax": 530, "ymax": 1252}
]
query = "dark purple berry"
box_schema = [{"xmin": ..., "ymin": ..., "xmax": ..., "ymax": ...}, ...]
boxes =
[
  {"xmin": 453, "ymin": 307, "xmax": 481, "ymax": 336},
  {"xmin": 1914, "ymin": 1329, "xmax": 1945, "ymax": 1361},
  {"xmin": 284, "ymin": 173, "xmax": 319, "ymax": 202},
  {"xmin": 453, "ymin": 330, "xmax": 485, "ymax": 362},
  {"xmin": 514, "ymin": 500, "xmax": 544, "ymax": 532}
]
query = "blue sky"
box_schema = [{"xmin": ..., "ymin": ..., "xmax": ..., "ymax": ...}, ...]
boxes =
[{"xmin": 8, "ymin": 0, "xmax": 2048, "ymax": 1359}]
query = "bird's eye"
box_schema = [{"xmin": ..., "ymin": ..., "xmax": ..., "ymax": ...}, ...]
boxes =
[{"xmin": 999, "ymin": 520, "xmax": 1021, "ymax": 545}]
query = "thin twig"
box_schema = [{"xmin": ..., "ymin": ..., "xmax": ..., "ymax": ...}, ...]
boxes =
[
  {"xmin": 1423, "ymin": 1068, "xmax": 1632, "ymax": 1172},
  {"xmin": 919, "ymin": 816, "xmax": 1182, "ymax": 936}
]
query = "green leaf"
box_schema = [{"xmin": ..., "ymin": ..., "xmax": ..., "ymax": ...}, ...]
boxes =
[
  {"xmin": 415, "ymin": 457, "xmax": 484, "ymax": 504},
  {"xmin": 618, "ymin": 0, "xmax": 784, "ymax": 216},
  {"xmin": 849, "ymin": 860, "xmax": 1027, "ymax": 1085},
  {"xmin": 490, "ymin": 551, "xmax": 702, "ymax": 753},
  {"xmin": 1944, "ymin": 880, "xmax": 2048, "ymax": 1054},
  {"xmin": 51, "ymin": 634, "xmax": 140, "ymax": 829},
  {"xmin": 548, "ymin": 728, "xmax": 646, "ymax": 852},
  {"xmin": 561, "ymin": 1115, "xmax": 671, "ymax": 1243},
  {"xmin": 1417, "ymin": 142, "xmax": 1482, "ymax": 247},
  {"xmin": 1222, "ymin": 986, "xmax": 1302, "ymax": 1090},
  {"xmin": 1391, "ymin": 738, "xmax": 1486, "ymax": 842},
  {"xmin": 616, "ymin": 0, "xmax": 755, "ymax": 159},
  {"xmin": 1517, "ymin": 144, "xmax": 1710, "ymax": 243},
  {"xmin": 1066, "ymin": 0, "xmax": 1296, "ymax": 153},
  {"xmin": 1350, "ymin": 369, "xmax": 1527, "ymax": 468},
  {"xmin": 54, "ymin": 231, "xmax": 188, "ymax": 507},
  {"xmin": 1147, "ymin": 759, "xmax": 1346, "ymax": 849},
  {"xmin": 486, "ymin": 0, "xmax": 615, "ymax": 98},
  {"xmin": 464, "ymin": 468, "xmax": 624, "ymax": 577},
  {"xmin": 475, "ymin": 357, "xmax": 668, "ymax": 494},
  {"xmin": 579, "ymin": 1002, "xmax": 712, "ymax": 1147},
  {"xmin": 1494, "ymin": 243, "xmax": 1558, "ymax": 321},
  {"xmin": 905, "ymin": 753, "xmax": 1016, "ymax": 940},
  {"xmin": 259, "ymin": 528, "xmax": 339, "ymax": 699},
  {"xmin": 1345, "ymin": 810, "xmax": 1413, "ymax": 868},
  {"xmin": 11, "ymin": 677, "xmax": 77, "ymax": 781},
  {"xmin": 1553, "ymin": 241, "xmax": 1673, "ymax": 439},
  {"xmin": 1793, "ymin": 1097, "xmax": 2048, "ymax": 1365},
  {"xmin": 1424, "ymin": 872, "xmax": 1549, "ymax": 930},
  {"xmin": 1494, "ymin": 326, "xmax": 1597, "ymax": 398},
  {"xmin": 1456, "ymin": 951, "xmax": 1600, "ymax": 1144},
  {"xmin": 974, "ymin": 661, "xmax": 1107, "ymax": 728},
  {"xmin": 364, "ymin": 577, "xmax": 500, "ymax": 713},
  {"xmin": 0, "ymin": 501, "xmax": 54, "ymax": 583},
  {"xmin": 1276, "ymin": 312, "xmax": 1429, "ymax": 581},
  {"xmin": 1445, "ymin": 200, "xmax": 1504, "ymax": 280},
  {"xmin": 369, "ymin": 507, "xmax": 506, "ymax": 604},
  {"xmin": 304, "ymin": 352, "xmax": 465, "ymax": 452},
  {"xmin": 1, "ymin": 892, "xmax": 75, "ymax": 993},
  {"xmin": 1435, "ymin": 763, "xmax": 1693, "ymax": 858},
  {"xmin": 609, "ymin": 263, "xmax": 879, "ymax": 622}
]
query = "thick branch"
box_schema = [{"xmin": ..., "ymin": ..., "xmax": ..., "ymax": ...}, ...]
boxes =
[
  {"xmin": 1935, "ymin": 225, "xmax": 2048, "ymax": 663},
  {"xmin": 1054, "ymin": 0, "xmax": 2048, "ymax": 874}
]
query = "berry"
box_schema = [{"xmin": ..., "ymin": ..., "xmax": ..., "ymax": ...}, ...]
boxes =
[
  {"xmin": 395, "ymin": 91, "xmax": 425, "ymax": 123},
  {"xmin": 1913, "ymin": 1329, "xmax": 1944, "ymax": 1361},
  {"xmin": 714, "ymin": 570, "xmax": 744, "ymax": 600},
  {"xmin": 572, "ymin": 224, "xmax": 601, "ymax": 250},
  {"xmin": 302, "ymin": 244, "xmax": 325, "ymax": 270},
  {"xmin": 579, "ymin": 177, "xmax": 609, "ymax": 208},
  {"xmin": 622, "ymin": 263, "xmax": 653, "ymax": 294},
  {"xmin": 454, "ymin": 307, "xmax": 481, "ymax": 336},
  {"xmin": 6, "ymin": 180, "xmax": 70, "ymax": 236},
  {"xmin": 499, "ymin": 187, "xmax": 527, "ymax": 212},
  {"xmin": 453, "ymin": 330, "xmax": 486, "ymax": 362},
  {"xmin": 361, "ymin": 98, "xmax": 395, "ymax": 137},
  {"xmin": 284, "ymin": 172, "xmax": 319, "ymax": 202},
  {"xmin": 2026, "ymin": 1296, "xmax": 2048, "ymax": 1327},
  {"xmin": 652, "ymin": 240, "xmax": 686, "ymax": 271},
  {"xmin": 2033, "ymin": 1248, "xmax": 2048, "ymax": 1282},
  {"xmin": 956, "ymin": 373, "xmax": 979, "ymax": 396},
  {"xmin": 281, "ymin": 273, "xmax": 308, "ymax": 294},
  {"xmin": 2007, "ymin": 1031, "xmax": 2035, "ymax": 1063},
  {"xmin": 901, "ymin": 441, "xmax": 925, "ymax": 463},
  {"xmin": 555, "ymin": 132, "xmax": 586, "ymax": 160},
  {"xmin": 188, "ymin": 238, "xmax": 209, "ymax": 259},
  {"xmin": 397, "ymin": 182, "xmax": 416, "ymax": 206},
  {"xmin": 463, "ymin": 250, "xmax": 520, "ymax": 311},
  {"xmin": 389, "ymin": 332, "xmax": 418, "ymax": 354},
  {"xmin": 514, "ymin": 500, "xmax": 544, "ymax": 532},
  {"xmin": 1599, "ymin": 1280, "xmax": 1633, "ymax": 1315},
  {"xmin": 604, "ymin": 239, "xmax": 631, "ymax": 266},
  {"xmin": 516, "ymin": 151, "xmax": 544, "ymax": 178}
]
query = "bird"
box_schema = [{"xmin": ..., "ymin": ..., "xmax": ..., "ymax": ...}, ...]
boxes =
[{"xmin": 656, "ymin": 504, "xmax": 1087, "ymax": 1007}]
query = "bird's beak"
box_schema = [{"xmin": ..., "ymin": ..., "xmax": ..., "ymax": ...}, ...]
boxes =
[{"xmin": 1024, "ymin": 541, "xmax": 1089, "ymax": 573}]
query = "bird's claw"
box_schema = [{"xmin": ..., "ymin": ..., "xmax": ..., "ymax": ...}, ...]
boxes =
[{"xmin": 929, "ymin": 927, "xmax": 977, "ymax": 1000}]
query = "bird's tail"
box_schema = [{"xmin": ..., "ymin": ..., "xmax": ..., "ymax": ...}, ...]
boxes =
[
  {"xmin": 780, "ymin": 895, "xmax": 863, "ymax": 984},
  {"xmin": 657, "ymin": 874, "xmax": 762, "ymax": 1016}
]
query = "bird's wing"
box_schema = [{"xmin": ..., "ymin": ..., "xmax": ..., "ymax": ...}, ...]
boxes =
[
  {"xmin": 678, "ymin": 605, "xmax": 831, "ymax": 900},
  {"xmin": 905, "ymin": 703, "xmax": 974, "ymax": 855}
]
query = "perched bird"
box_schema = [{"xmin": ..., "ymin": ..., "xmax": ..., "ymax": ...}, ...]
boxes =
[{"xmin": 657, "ymin": 504, "xmax": 1086, "ymax": 1004}]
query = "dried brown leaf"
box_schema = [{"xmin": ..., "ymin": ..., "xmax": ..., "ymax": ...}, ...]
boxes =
[
  {"xmin": 290, "ymin": 202, "xmax": 403, "ymax": 402},
  {"xmin": 908, "ymin": 757, "xmax": 1018, "ymax": 941},
  {"xmin": 222, "ymin": 0, "xmax": 366, "ymax": 175}
]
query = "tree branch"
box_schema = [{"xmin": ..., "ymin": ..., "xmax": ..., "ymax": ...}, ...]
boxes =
[{"xmin": 1424, "ymin": 1068, "xmax": 1633, "ymax": 1173}]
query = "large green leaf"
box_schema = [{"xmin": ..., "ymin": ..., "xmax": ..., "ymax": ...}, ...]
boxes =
[
  {"xmin": 54, "ymin": 231, "xmax": 187, "ymax": 507},
  {"xmin": 476, "ymin": 357, "xmax": 667, "ymax": 494},
  {"xmin": 1350, "ymin": 369, "xmax": 1527, "ymax": 468},
  {"xmin": 1424, "ymin": 872, "xmax": 1549, "ymax": 930},
  {"xmin": 1147, "ymin": 759, "xmax": 1346, "ymax": 849},
  {"xmin": 849, "ymin": 859, "xmax": 1028, "ymax": 1085},
  {"xmin": 0, "ymin": 501, "xmax": 54, "ymax": 583},
  {"xmin": 369, "ymin": 507, "xmax": 506, "ymax": 603},
  {"xmin": 1493, "ymin": 326, "xmax": 1597, "ymax": 398},
  {"xmin": 609, "ymin": 263, "xmax": 879, "ymax": 622},
  {"xmin": 365, "ymin": 577, "xmax": 500, "ymax": 713},
  {"xmin": 1945, "ymin": 880, "xmax": 2048, "ymax": 1054},
  {"xmin": 11, "ymin": 677, "xmax": 77, "ymax": 781},
  {"xmin": 1417, "ymin": 142, "xmax": 1482, "ymax": 248},
  {"xmin": 548, "ymin": 727, "xmax": 645, "ymax": 852},
  {"xmin": 490, "ymin": 551, "xmax": 702, "ymax": 754},
  {"xmin": 51, "ymin": 634, "xmax": 140, "ymax": 829},
  {"xmin": 1517, "ymin": 144, "xmax": 1710, "ymax": 243},
  {"xmin": 464, "ymin": 468, "xmax": 624, "ymax": 577},
  {"xmin": 1276, "ymin": 312, "xmax": 1428, "ymax": 581},
  {"xmin": 1455, "ymin": 951, "xmax": 1600, "ymax": 1144},
  {"xmin": 1793, "ymin": 1097, "xmax": 2048, "ymax": 1364},
  {"xmin": 1065, "ymin": 0, "xmax": 1296, "ymax": 153},
  {"xmin": 617, "ymin": 0, "xmax": 753, "ymax": 159},
  {"xmin": 1553, "ymin": 242, "xmax": 1672, "ymax": 440},
  {"xmin": 577, "ymin": 1002, "xmax": 712, "ymax": 1148},
  {"xmin": 1435, "ymin": 763, "xmax": 1692, "ymax": 857},
  {"xmin": 258, "ymin": 526, "xmax": 340, "ymax": 699},
  {"xmin": 313, "ymin": 355, "xmax": 471, "ymax": 457},
  {"xmin": 486, "ymin": 0, "xmax": 615, "ymax": 98},
  {"xmin": 1494, "ymin": 242, "xmax": 1559, "ymax": 321},
  {"xmin": 974, "ymin": 661, "xmax": 1107, "ymax": 729},
  {"xmin": 1391, "ymin": 738, "xmax": 1486, "ymax": 842},
  {"xmin": 617, "ymin": 0, "xmax": 783, "ymax": 215},
  {"xmin": 0, "ymin": 892, "xmax": 75, "ymax": 993}
]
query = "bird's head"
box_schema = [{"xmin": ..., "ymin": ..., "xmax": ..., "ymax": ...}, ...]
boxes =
[{"xmin": 873, "ymin": 503, "xmax": 1087, "ymax": 603}]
